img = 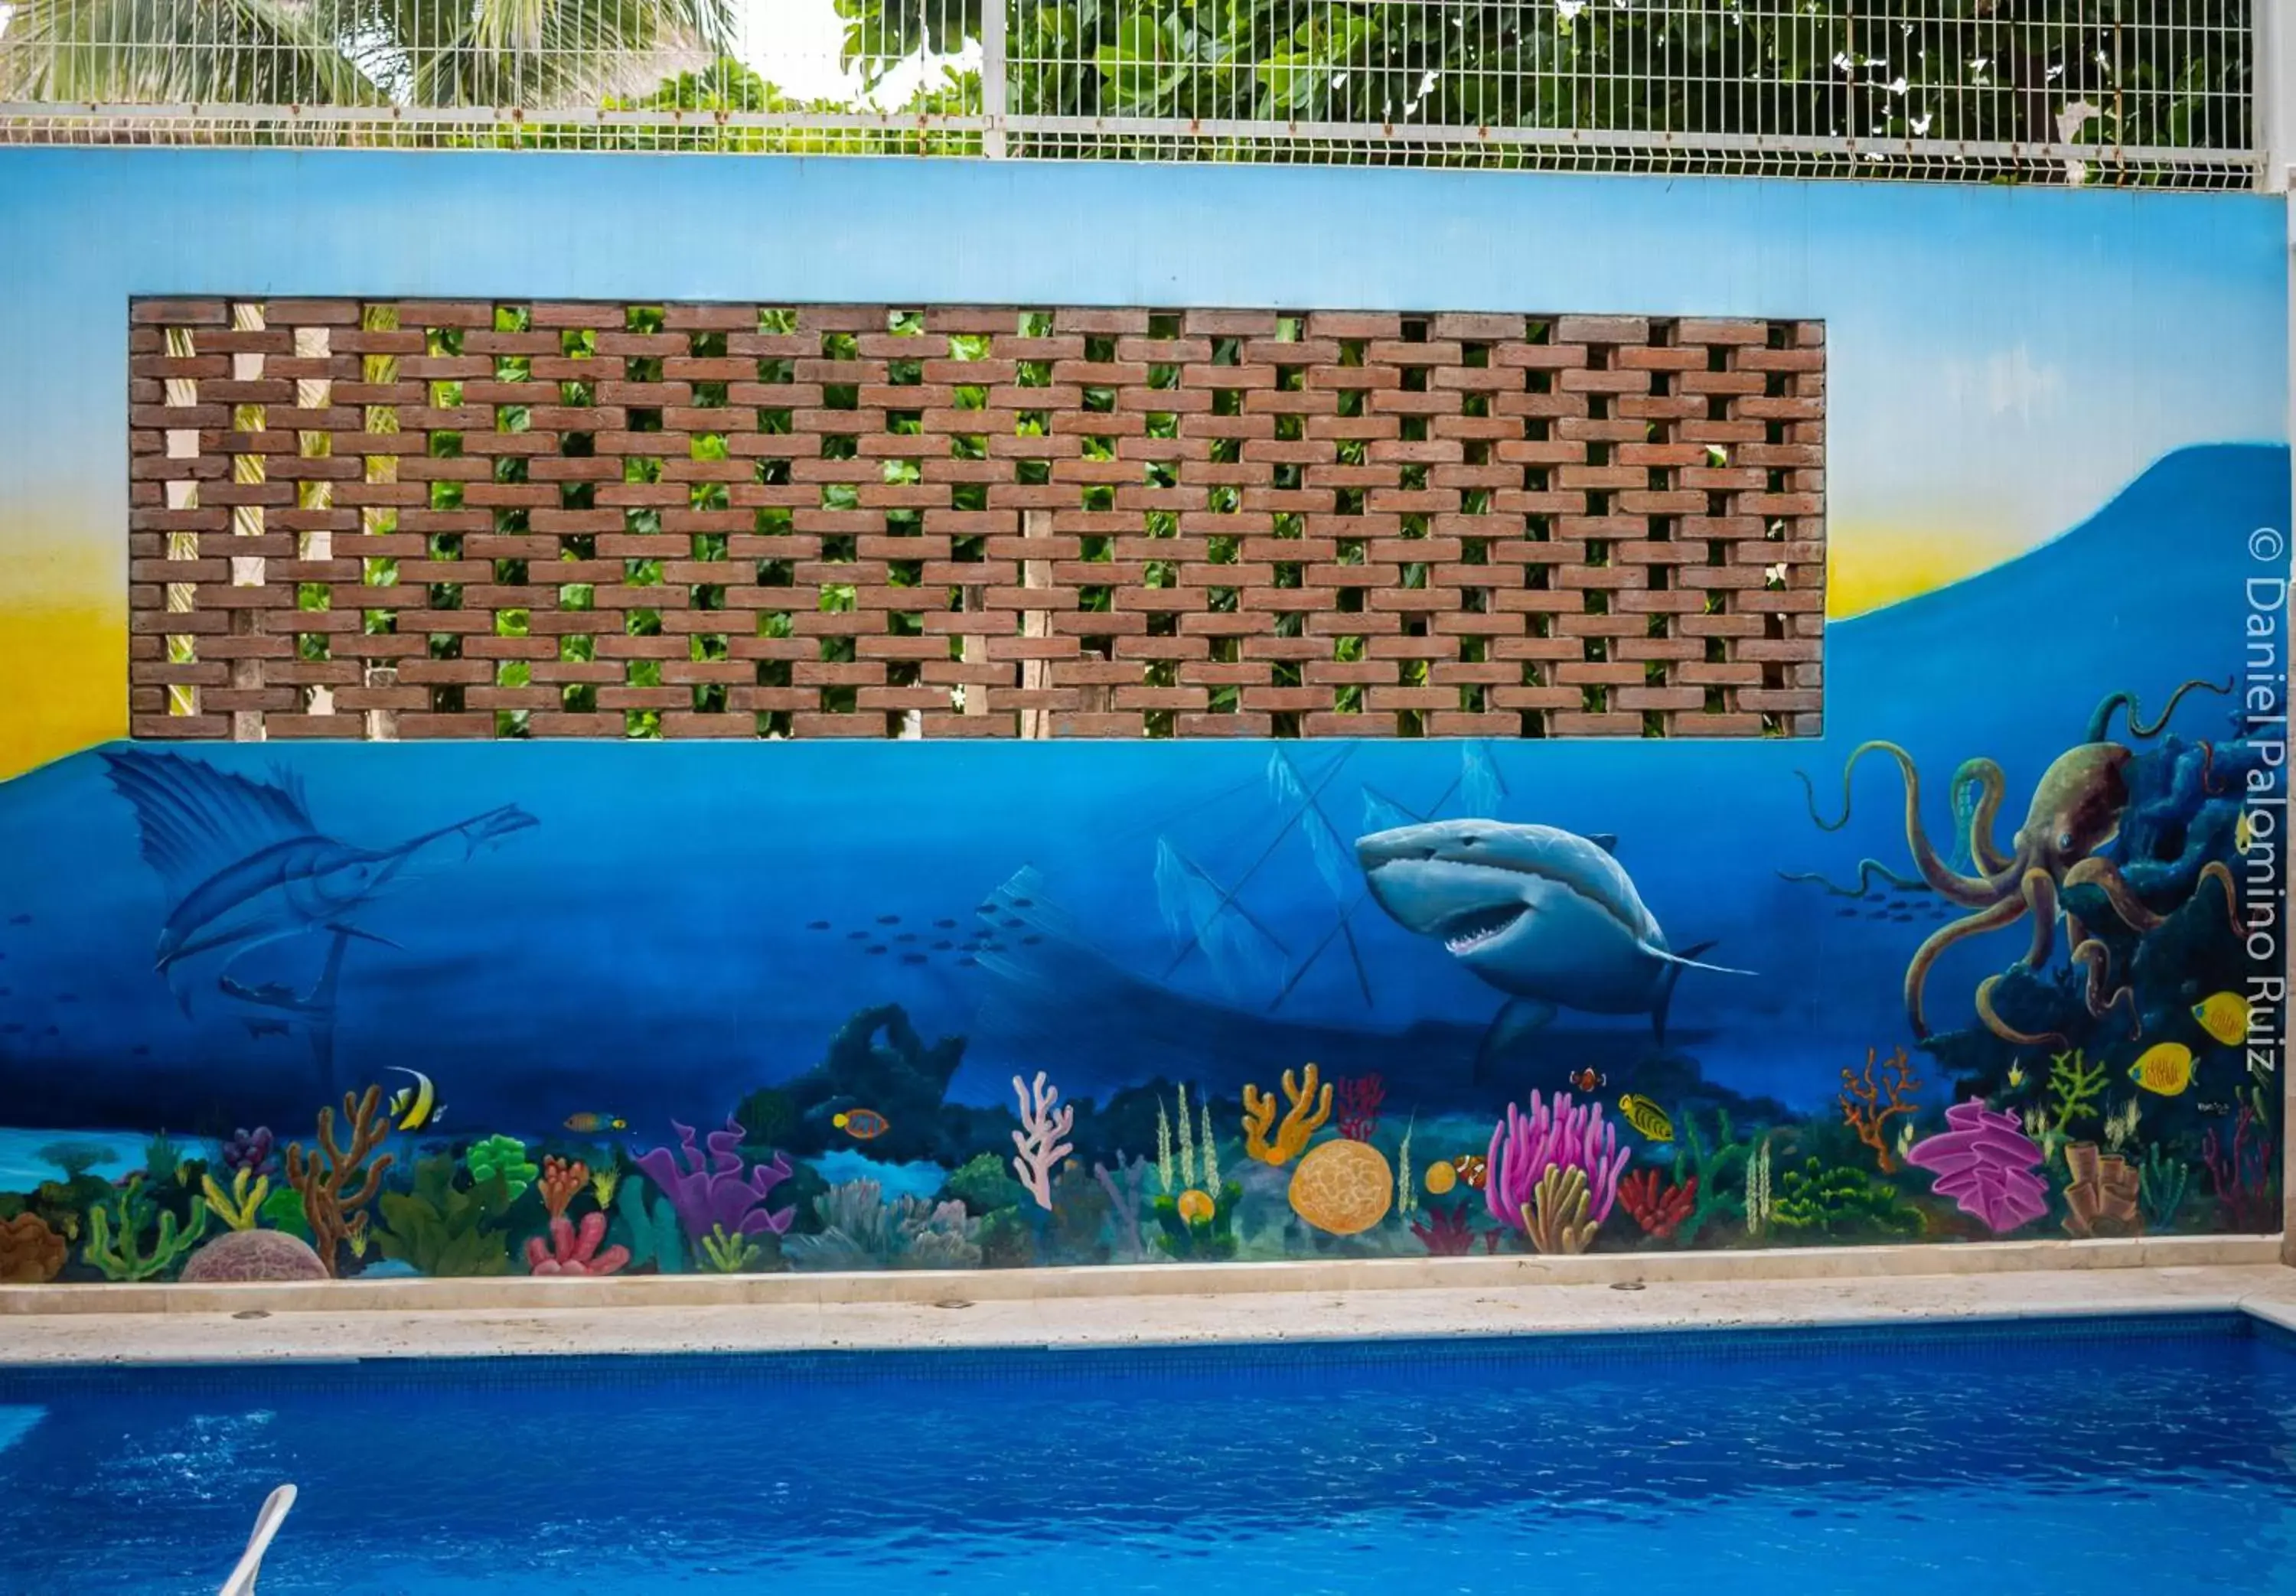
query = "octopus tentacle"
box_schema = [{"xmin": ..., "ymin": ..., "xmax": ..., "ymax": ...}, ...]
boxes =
[
  {"xmin": 2085, "ymin": 677, "xmax": 2230, "ymax": 743},
  {"xmin": 2198, "ymin": 860, "xmax": 2242, "ymax": 938},
  {"xmin": 1975, "ymin": 976, "xmax": 2071, "ymax": 1049},
  {"xmin": 1906, "ymin": 894, "xmax": 2031, "ymax": 1038},
  {"xmin": 1800, "ymin": 741, "xmax": 2005, "ymax": 907},
  {"xmin": 2072, "ymin": 940, "xmax": 2143, "ymax": 1038},
  {"xmin": 1777, "ymin": 862, "xmax": 1929, "ymax": 897},
  {"xmin": 2019, "ymin": 868, "xmax": 2058, "ymax": 969},
  {"xmin": 2063, "ymin": 856, "xmax": 2164, "ymax": 933},
  {"xmin": 1951, "ymin": 757, "xmax": 2014, "ymax": 876}
]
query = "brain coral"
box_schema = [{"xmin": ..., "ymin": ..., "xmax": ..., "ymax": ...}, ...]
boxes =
[
  {"xmin": 1287, "ymin": 1139, "xmax": 1394, "ymax": 1236},
  {"xmin": 180, "ymin": 1229, "xmax": 329, "ymax": 1284},
  {"xmin": 0, "ymin": 1212, "xmax": 67, "ymax": 1283}
]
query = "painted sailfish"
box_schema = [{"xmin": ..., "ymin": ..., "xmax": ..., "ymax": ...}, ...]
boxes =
[
  {"xmin": 1357, "ymin": 819, "xmax": 1750, "ymax": 1080},
  {"xmin": 102, "ymin": 751, "xmax": 536, "ymax": 1010}
]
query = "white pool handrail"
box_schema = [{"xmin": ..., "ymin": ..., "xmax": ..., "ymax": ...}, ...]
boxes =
[{"xmin": 217, "ymin": 1484, "xmax": 296, "ymax": 1596}]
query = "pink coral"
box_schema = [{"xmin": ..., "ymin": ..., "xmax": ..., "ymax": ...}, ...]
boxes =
[
  {"xmin": 1906, "ymin": 1099, "xmax": 2048, "ymax": 1233},
  {"xmin": 525, "ymin": 1212, "xmax": 631, "ymax": 1277},
  {"xmin": 1486, "ymin": 1091, "xmax": 1628, "ymax": 1236},
  {"xmin": 1009, "ymin": 1071, "xmax": 1075, "ymax": 1211}
]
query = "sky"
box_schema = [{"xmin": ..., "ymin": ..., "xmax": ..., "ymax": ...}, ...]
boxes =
[
  {"xmin": 0, "ymin": 148, "xmax": 2285, "ymax": 780},
  {"xmin": 739, "ymin": 0, "xmax": 976, "ymax": 103}
]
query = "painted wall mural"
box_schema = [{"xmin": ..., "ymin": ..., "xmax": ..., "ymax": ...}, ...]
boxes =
[{"xmin": 0, "ymin": 151, "xmax": 2286, "ymax": 1283}]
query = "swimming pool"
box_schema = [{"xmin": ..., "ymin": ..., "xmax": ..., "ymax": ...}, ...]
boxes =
[{"xmin": 2, "ymin": 1314, "xmax": 2292, "ymax": 1595}]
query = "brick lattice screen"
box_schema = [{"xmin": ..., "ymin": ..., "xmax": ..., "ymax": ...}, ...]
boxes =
[{"xmin": 129, "ymin": 301, "xmax": 1825, "ymax": 741}]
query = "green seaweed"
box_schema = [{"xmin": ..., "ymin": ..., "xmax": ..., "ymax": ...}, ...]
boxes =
[
  {"xmin": 697, "ymin": 1224, "xmax": 766, "ymax": 1273},
  {"xmin": 1771, "ymin": 1158, "xmax": 1921, "ymax": 1238},
  {"xmin": 943, "ymin": 1151, "xmax": 1026, "ymax": 1215},
  {"xmin": 376, "ymin": 1157, "xmax": 514, "ymax": 1276},
  {"xmin": 37, "ymin": 1141, "xmax": 112, "ymax": 1181},
  {"xmin": 2046, "ymin": 1050, "xmax": 2108, "ymax": 1129},
  {"xmin": 142, "ymin": 1132, "xmax": 186, "ymax": 1187},
  {"xmin": 463, "ymin": 1135, "xmax": 537, "ymax": 1200},
  {"xmin": 2140, "ymin": 1144, "xmax": 2191, "ymax": 1230},
  {"xmin": 1150, "ymin": 1180, "xmax": 1241, "ymax": 1261},
  {"xmin": 83, "ymin": 1180, "xmax": 208, "ymax": 1281},
  {"xmin": 1668, "ymin": 1108, "xmax": 1750, "ymax": 1244},
  {"xmin": 610, "ymin": 1181, "xmax": 687, "ymax": 1274},
  {"xmin": 259, "ymin": 1186, "xmax": 311, "ymax": 1239}
]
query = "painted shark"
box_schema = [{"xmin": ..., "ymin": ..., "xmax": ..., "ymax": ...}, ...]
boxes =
[{"xmin": 1355, "ymin": 818, "xmax": 1749, "ymax": 1077}]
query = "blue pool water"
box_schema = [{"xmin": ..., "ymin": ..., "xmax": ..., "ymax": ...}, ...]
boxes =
[{"xmin": 3, "ymin": 1314, "xmax": 2294, "ymax": 1595}]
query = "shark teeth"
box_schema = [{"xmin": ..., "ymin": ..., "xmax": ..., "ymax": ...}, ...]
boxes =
[{"xmin": 1440, "ymin": 905, "xmax": 1526, "ymax": 956}]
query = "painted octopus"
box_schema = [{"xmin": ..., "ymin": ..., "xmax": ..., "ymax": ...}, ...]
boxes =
[{"xmin": 1805, "ymin": 679, "xmax": 2241, "ymax": 1046}]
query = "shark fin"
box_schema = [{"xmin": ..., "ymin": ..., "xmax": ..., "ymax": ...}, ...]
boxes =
[
  {"xmin": 1650, "ymin": 938, "xmax": 1750, "ymax": 1047},
  {"xmin": 325, "ymin": 922, "xmax": 400, "ymax": 950},
  {"xmin": 1648, "ymin": 937, "xmax": 1755, "ymax": 977},
  {"xmin": 1473, "ymin": 998, "xmax": 1556, "ymax": 1086},
  {"xmin": 1586, "ymin": 833, "xmax": 1619, "ymax": 855}
]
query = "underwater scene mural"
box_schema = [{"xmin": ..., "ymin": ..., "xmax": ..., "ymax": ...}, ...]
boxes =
[{"xmin": 0, "ymin": 442, "xmax": 2285, "ymax": 1281}]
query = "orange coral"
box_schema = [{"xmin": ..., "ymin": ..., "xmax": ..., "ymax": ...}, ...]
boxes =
[
  {"xmin": 1242, "ymin": 1063, "xmax": 1332, "ymax": 1167},
  {"xmin": 1840, "ymin": 1046, "xmax": 1921, "ymax": 1173},
  {"xmin": 2063, "ymin": 1142, "xmax": 2143, "ymax": 1238},
  {"xmin": 0, "ymin": 1212, "xmax": 66, "ymax": 1283},
  {"xmin": 285, "ymin": 1085, "xmax": 394, "ymax": 1277},
  {"xmin": 538, "ymin": 1156, "xmax": 589, "ymax": 1221}
]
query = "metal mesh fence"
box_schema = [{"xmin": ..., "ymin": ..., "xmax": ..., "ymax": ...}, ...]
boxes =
[{"xmin": 0, "ymin": 2, "xmax": 2262, "ymax": 184}]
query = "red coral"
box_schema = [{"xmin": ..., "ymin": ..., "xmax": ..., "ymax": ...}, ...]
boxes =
[
  {"xmin": 1336, "ymin": 1073, "xmax": 1385, "ymax": 1141},
  {"xmin": 526, "ymin": 1212, "xmax": 630, "ymax": 1276},
  {"xmin": 1618, "ymin": 1168, "xmax": 1698, "ymax": 1241},
  {"xmin": 2203, "ymin": 1106, "xmax": 2275, "ymax": 1231},
  {"xmin": 1407, "ymin": 1200, "xmax": 1496, "ymax": 1256}
]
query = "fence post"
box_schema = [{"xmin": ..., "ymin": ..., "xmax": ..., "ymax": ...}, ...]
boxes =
[
  {"xmin": 2262, "ymin": 0, "xmax": 2294, "ymax": 191},
  {"xmin": 981, "ymin": 0, "xmax": 1008, "ymax": 158}
]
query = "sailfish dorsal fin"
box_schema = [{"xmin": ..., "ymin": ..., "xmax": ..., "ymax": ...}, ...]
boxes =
[{"xmin": 101, "ymin": 751, "xmax": 321, "ymax": 906}]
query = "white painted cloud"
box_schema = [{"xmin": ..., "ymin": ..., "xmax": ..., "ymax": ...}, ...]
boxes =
[{"xmin": 1943, "ymin": 344, "xmax": 2066, "ymax": 422}]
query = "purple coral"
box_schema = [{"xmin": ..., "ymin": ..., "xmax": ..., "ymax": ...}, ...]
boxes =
[
  {"xmin": 1486, "ymin": 1092, "xmax": 1629, "ymax": 1236},
  {"xmin": 221, "ymin": 1126, "xmax": 276, "ymax": 1178},
  {"xmin": 1906, "ymin": 1099, "xmax": 2048, "ymax": 1233},
  {"xmin": 633, "ymin": 1119, "xmax": 796, "ymax": 1243}
]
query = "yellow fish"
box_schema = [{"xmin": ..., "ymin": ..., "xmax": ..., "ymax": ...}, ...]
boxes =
[
  {"xmin": 2193, "ymin": 992, "xmax": 2251, "ymax": 1047},
  {"xmin": 2128, "ymin": 1043, "xmax": 2197, "ymax": 1097},
  {"xmin": 1618, "ymin": 1094, "xmax": 1674, "ymax": 1143},
  {"xmin": 2237, "ymin": 810, "xmax": 2255, "ymax": 853},
  {"xmin": 2007, "ymin": 1063, "xmax": 2027, "ymax": 1090},
  {"xmin": 386, "ymin": 1066, "xmax": 444, "ymax": 1132}
]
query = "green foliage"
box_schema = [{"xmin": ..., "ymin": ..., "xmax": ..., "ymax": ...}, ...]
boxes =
[
  {"xmin": 260, "ymin": 1186, "xmax": 311, "ymax": 1239},
  {"xmin": 978, "ymin": 1206, "xmax": 1036, "ymax": 1269},
  {"xmin": 142, "ymin": 1132, "xmax": 186, "ymax": 1187},
  {"xmin": 943, "ymin": 1151, "xmax": 1026, "ymax": 1215},
  {"xmin": 611, "ymin": 1181, "xmax": 687, "ymax": 1274},
  {"xmin": 1668, "ymin": 1108, "xmax": 1750, "ymax": 1245},
  {"xmin": 2047, "ymin": 1050, "xmax": 2109, "ymax": 1129},
  {"xmin": 696, "ymin": 1223, "xmax": 770, "ymax": 1273},
  {"xmin": 2141, "ymin": 1144, "xmax": 2191, "ymax": 1230},
  {"xmin": 376, "ymin": 1158, "xmax": 514, "ymax": 1276},
  {"xmin": 36, "ymin": 1141, "xmax": 112, "ymax": 1181},
  {"xmin": 464, "ymin": 1135, "xmax": 537, "ymax": 1200},
  {"xmin": 839, "ymin": 0, "xmax": 2245, "ymax": 161},
  {"xmin": 1150, "ymin": 1181, "xmax": 1241, "ymax": 1261},
  {"xmin": 1772, "ymin": 1158, "xmax": 1921, "ymax": 1239},
  {"xmin": 83, "ymin": 1179, "xmax": 207, "ymax": 1281}
]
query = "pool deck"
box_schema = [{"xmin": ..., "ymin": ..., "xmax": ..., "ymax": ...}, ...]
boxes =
[{"xmin": 2, "ymin": 1242, "xmax": 2293, "ymax": 1364}]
